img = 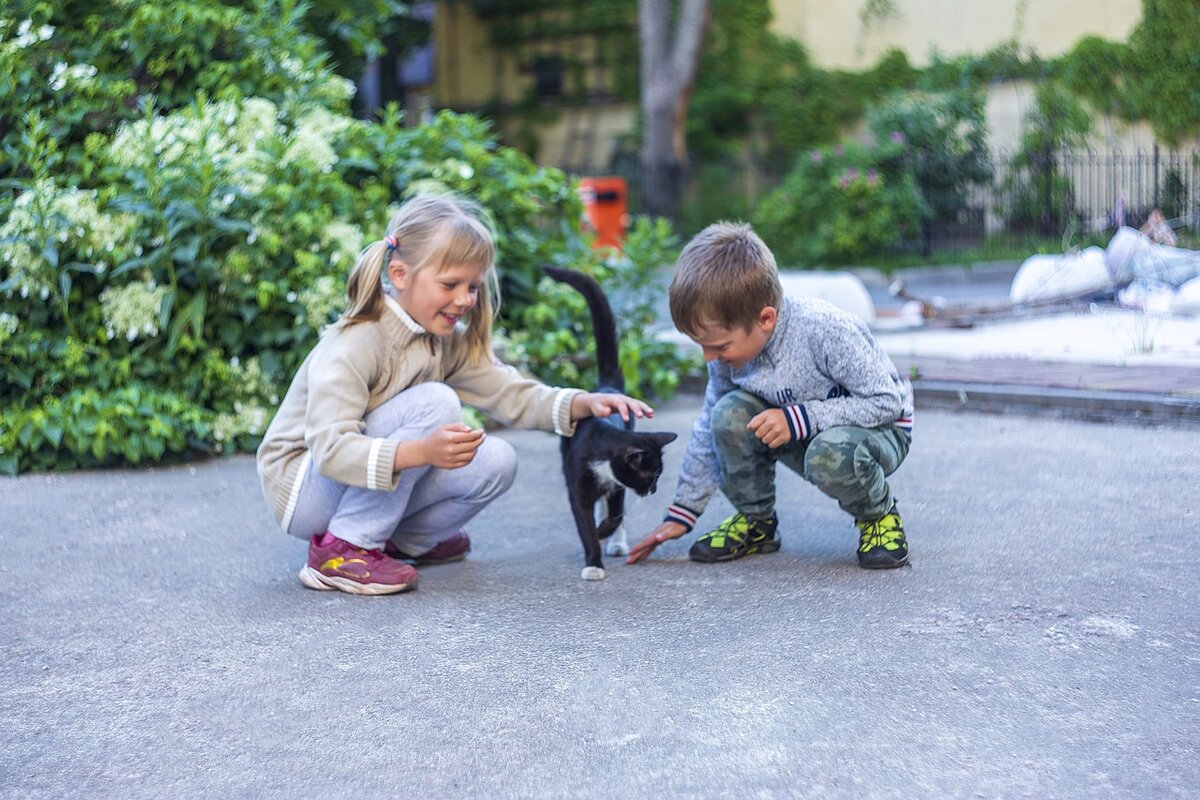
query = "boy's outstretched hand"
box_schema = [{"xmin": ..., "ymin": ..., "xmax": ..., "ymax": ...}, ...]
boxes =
[{"xmin": 626, "ymin": 521, "xmax": 688, "ymax": 564}]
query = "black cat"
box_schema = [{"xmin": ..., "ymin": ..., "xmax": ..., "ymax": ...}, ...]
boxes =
[{"xmin": 543, "ymin": 265, "xmax": 677, "ymax": 580}]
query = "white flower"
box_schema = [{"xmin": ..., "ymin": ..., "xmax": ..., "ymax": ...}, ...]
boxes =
[
  {"xmin": 283, "ymin": 126, "xmax": 336, "ymax": 171},
  {"xmin": 100, "ymin": 281, "xmax": 167, "ymax": 341},
  {"xmin": 298, "ymin": 274, "xmax": 343, "ymax": 328},
  {"xmin": 322, "ymin": 220, "xmax": 364, "ymax": 268},
  {"xmin": 0, "ymin": 313, "xmax": 18, "ymax": 346}
]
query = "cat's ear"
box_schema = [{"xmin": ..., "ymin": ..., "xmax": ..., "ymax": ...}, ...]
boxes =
[
  {"xmin": 621, "ymin": 447, "xmax": 648, "ymax": 468},
  {"xmin": 648, "ymin": 432, "xmax": 678, "ymax": 447}
]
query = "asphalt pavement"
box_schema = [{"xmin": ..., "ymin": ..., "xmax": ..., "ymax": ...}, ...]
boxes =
[{"xmin": 4, "ymin": 399, "xmax": 1198, "ymax": 799}]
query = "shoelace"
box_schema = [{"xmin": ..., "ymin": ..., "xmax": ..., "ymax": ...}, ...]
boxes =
[
  {"xmin": 859, "ymin": 516, "xmax": 902, "ymax": 549},
  {"xmin": 703, "ymin": 514, "xmax": 747, "ymax": 543}
]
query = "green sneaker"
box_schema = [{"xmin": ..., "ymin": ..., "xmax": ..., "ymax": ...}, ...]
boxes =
[
  {"xmin": 689, "ymin": 512, "xmax": 780, "ymax": 563},
  {"xmin": 856, "ymin": 504, "xmax": 908, "ymax": 569}
]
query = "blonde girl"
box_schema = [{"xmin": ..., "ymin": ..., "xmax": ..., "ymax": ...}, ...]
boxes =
[{"xmin": 257, "ymin": 194, "xmax": 652, "ymax": 595}]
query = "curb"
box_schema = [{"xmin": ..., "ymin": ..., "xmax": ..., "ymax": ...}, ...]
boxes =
[{"xmin": 912, "ymin": 380, "xmax": 1200, "ymax": 426}]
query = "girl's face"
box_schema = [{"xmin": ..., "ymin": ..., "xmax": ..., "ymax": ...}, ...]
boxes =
[{"xmin": 388, "ymin": 259, "xmax": 488, "ymax": 337}]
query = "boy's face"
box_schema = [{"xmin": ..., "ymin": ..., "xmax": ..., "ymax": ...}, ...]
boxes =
[{"xmin": 689, "ymin": 307, "xmax": 777, "ymax": 370}]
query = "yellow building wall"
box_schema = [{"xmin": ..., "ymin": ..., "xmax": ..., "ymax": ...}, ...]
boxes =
[
  {"xmin": 432, "ymin": 0, "xmax": 1179, "ymax": 170},
  {"xmin": 773, "ymin": 0, "xmax": 1142, "ymax": 70},
  {"xmin": 432, "ymin": 2, "xmax": 638, "ymax": 172},
  {"xmin": 434, "ymin": 3, "xmax": 504, "ymax": 106}
]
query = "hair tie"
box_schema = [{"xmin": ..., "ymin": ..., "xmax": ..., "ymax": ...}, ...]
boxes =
[{"xmin": 383, "ymin": 234, "xmax": 398, "ymax": 251}]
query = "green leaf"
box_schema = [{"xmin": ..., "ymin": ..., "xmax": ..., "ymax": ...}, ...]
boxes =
[
  {"xmin": 171, "ymin": 236, "xmax": 201, "ymax": 264},
  {"xmin": 41, "ymin": 424, "xmax": 64, "ymax": 448},
  {"xmin": 0, "ymin": 454, "xmax": 18, "ymax": 477}
]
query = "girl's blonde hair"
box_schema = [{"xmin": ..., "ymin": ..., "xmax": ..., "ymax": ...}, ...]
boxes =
[{"xmin": 336, "ymin": 193, "xmax": 499, "ymax": 364}]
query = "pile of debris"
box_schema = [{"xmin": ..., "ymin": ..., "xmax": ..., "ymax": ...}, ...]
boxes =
[{"xmin": 1009, "ymin": 213, "xmax": 1200, "ymax": 315}]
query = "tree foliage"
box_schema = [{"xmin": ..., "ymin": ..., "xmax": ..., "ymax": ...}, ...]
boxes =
[{"xmin": 1061, "ymin": 0, "xmax": 1200, "ymax": 146}]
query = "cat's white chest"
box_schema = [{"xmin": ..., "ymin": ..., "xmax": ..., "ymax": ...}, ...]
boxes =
[{"xmin": 588, "ymin": 460, "xmax": 620, "ymax": 492}]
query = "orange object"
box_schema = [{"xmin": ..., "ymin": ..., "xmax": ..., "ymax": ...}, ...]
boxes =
[{"xmin": 578, "ymin": 177, "xmax": 628, "ymax": 250}]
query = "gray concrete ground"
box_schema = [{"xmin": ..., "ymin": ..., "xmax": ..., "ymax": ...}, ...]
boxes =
[{"xmin": 3, "ymin": 398, "xmax": 1198, "ymax": 799}]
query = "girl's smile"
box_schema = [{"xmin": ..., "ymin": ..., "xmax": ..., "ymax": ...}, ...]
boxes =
[{"xmin": 388, "ymin": 260, "xmax": 488, "ymax": 335}]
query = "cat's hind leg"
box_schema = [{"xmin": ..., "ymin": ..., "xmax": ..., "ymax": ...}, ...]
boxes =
[{"xmin": 600, "ymin": 492, "xmax": 629, "ymax": 557}]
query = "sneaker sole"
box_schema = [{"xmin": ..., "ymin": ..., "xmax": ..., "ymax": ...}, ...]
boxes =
[
  {"xmin": 297, "ymin": 565, "xmax": 417, "ymax": 595},
  {"xmin": 857, "ymin": 552, "xmax": 909, "ymax": 569},
  {"xmin": 689, "ymin": 537, "xmax": 781, "ymax": 563},
  {"xmin": 404, "ymin": 550, "xmax": 470, "ymax": 566}
]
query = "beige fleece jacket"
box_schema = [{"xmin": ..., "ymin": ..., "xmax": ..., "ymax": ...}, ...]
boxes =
[{"xmin": 256, "ymin": 295, "xmax": 581, "ymax": 530}]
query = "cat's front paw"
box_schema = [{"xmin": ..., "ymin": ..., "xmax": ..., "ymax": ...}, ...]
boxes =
[{"xmin": 581, "ymin": 566, "xmax": 607, "ymax": 581}]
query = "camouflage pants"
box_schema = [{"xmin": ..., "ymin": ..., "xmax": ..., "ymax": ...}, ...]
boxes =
[{"xmin": 711, "ymin": 390, "xmax": 910, "ymax": 522}]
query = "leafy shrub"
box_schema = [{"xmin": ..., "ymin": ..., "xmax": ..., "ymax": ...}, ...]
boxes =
[
  {"xmin": 752, "ymin": 138, "xmax": 924, "ymax": 266},
  {"xmin": 0, "ymin": 0, "xmax": 345, "ymax": 185},
  {"xmin": 866, "ymin": 90, "xmax": 992, "ymax": 253},
  {"xmin": 0, "ymin": 4, "xmax": 689, "ymax": 475}
]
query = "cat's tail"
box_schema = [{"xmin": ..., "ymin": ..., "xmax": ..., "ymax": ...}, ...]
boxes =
[{"xmin": 543, "ymin": 265, "xmax": 624, "ymax": 390}]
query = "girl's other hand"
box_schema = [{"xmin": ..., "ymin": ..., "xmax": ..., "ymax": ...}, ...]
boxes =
[{"xmin": 423, "ymin": 423, "xmax": 485, "ymax": 469}]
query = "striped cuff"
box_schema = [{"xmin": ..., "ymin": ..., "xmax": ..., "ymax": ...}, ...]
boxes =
[
  {"xmin": 894, "ymin": 414, "xmax": 913, "ymax": 433},
  {"xmin": 367, "ymin": 437, "xmax": 396, "ymax": 491},
  {"xmin": 664, "ymin": 503, "xmax": 700, "ymax": 532},
  {"xmin": 783, "ymin": 404, "xmax": 813, "ymax": 441},
  {"xmin": 552, "ymin": 388, "xmax": 583, "ymax": 436}
]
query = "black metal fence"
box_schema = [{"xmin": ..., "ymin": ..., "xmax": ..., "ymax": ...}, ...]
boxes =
[{"xmin": 621, "ymin": 147, "xmax": 1200, "ymax": 254}]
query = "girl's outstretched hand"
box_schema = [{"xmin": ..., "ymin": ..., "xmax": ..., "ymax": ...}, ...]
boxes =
[
  {"xmin": 626, "ymin": 521, "xmax": 687, "ymax": 564},
  {"xmin": 422, "ymin": 423, "xmax": 485, "ymax": 469},
  {"xmin": 571, "ymin": 391, "xmax": 654, "ymax": 423}
]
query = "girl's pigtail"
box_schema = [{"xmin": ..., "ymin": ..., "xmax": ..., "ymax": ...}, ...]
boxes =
[{"xmin": 335, "ymin": 241, "xmax": 390, "ymax": 329}]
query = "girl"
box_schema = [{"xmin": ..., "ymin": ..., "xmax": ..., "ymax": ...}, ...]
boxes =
[{"xmin": 257, "ymin": 194, "xmax": 652, "ymax": 595}]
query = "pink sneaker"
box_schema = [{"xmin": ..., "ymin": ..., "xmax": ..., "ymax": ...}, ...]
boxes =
[
  {"xmin": 385, "ymin": 529, "xmax": 471, "ymax": 565},
  {"xmin": 298, "ymin": 532, "xmax": 418, "ymax": 595}
]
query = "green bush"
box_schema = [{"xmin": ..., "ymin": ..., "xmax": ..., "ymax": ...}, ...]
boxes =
[
  {"xmin": 866, "ymin": 89, "xmax": 992, "ymax": 252},
  {"xmin": 0, "ymin": 4, "xmax": 689, "ymax": 476},
  {"xmin": 752, "ymin": 138, "xmax": 924, "ymax": 266}
]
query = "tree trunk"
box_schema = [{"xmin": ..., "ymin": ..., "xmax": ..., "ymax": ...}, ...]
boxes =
[{"xmin": 638, "ymin": 0, "xmax": 709, "ymax": 219}]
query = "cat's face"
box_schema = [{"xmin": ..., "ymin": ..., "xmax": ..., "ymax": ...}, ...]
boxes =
[{"xmin": 611, "ymin": 432, "xmax": 677, "ymax": 496}]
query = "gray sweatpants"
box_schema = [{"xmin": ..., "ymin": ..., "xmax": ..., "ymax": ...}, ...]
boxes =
[
  {"xmin": 287, "ymin": 382, "xmax": 517, "ymax": 553},
  {"xmin": 711, "ymin": 389, "xmax": 910, "ymax": 523}
]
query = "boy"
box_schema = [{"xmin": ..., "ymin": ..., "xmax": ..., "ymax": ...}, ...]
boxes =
[{"xmin": 627, "ymin": 222, "xmax": 913, "ymax": 569}]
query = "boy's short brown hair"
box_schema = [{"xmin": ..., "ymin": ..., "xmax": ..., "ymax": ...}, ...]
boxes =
[{"xmin": 668, "ymin": 221, "xmax": 783, "ymax": 336}]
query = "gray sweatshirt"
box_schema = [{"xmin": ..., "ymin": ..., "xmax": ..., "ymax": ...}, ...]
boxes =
[{"xmin": 665, "ymin": 296, "xmax": 914, "ymax": 529}]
